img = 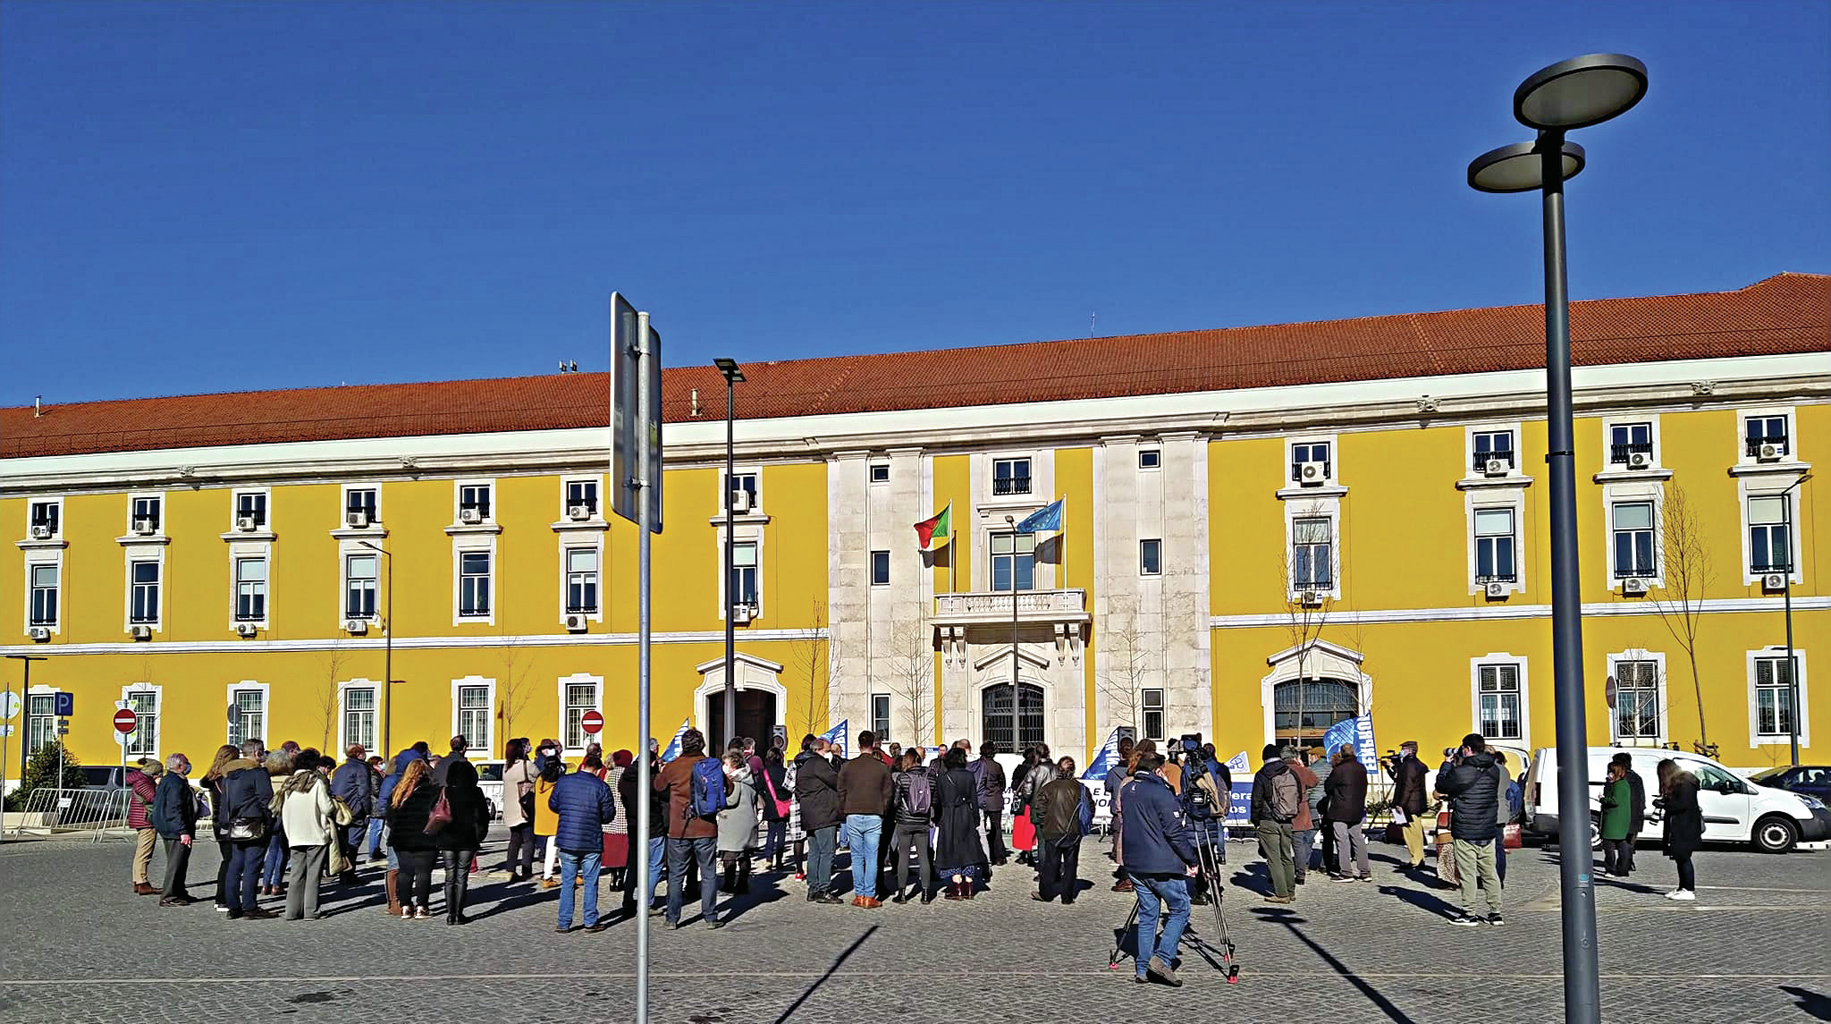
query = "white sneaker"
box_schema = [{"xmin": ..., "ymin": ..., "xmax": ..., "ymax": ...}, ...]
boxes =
[{"xmin": 1666, "ymin": 889, "xmax": 1696, "ymax": 901}]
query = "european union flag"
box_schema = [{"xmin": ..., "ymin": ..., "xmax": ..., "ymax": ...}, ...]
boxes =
[{"xmin": 1016, "ymin": 498, "xmax": 1064, "ymax": 534}]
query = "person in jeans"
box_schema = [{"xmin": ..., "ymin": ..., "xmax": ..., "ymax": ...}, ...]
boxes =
[
  {"xmin": 329, "ymin": 743, "xmax": 375, "ymax": 887},
  {"xmin": 387, "ymin": 760, "xmax": 440, "ymax": 919},
  {"xmin": 888, "ymin": 750, "xmax": 934, "ymax": 903},
  {"xmin": 1249, "ymin": 744, "xmax": 1303, "ymax": 904},
  {"xmin": 836, "ymin": 730, "xmax": 892, "ymax": 907},
  {"xmin": 792, "ymin": 735, "xmax": 844, "ymax": 904},
  {"xmin": 1435, "ymin": 733, "xmax": 1506, "ymax": 926},
  {"xmin": 1324, "ymin": 744, "xmax": 1371, "ymax": 881},
  {"xmin": 260, "ymin": 749, "xmax": 293, "ymax": 898},
  {"xmin": 277, "ymin": 749, "xmax": 336, "ymax": 921},
  {"xmin": 219, "ymin": 740, "xmax": 278, "ymax": 920},
  {"xmin": 655, "ymin": 728, "xmax": 722, "ymax": 928},
  {"xmin": 619, "ymin": 746, "xmax": 669, "ymax": 918},
  {"xmin": 550, "ymin": 745, "xmax": 618, "ymax": 933},
  {"xmin": 1297, "ymin": 747, "xmax": 1329, "ymax": 884},
  {"xmin": 152, "ymin": 753, "xmax": 199, "ymax": 906},
  {"xmin": 1120, "ymin": 752, "xmax": 1199, "ymax": 986}
]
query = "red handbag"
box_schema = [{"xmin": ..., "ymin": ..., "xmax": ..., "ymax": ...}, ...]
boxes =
[{"xmin": 424, "ymin": 789, "xmax": 452, "ymax": 834}]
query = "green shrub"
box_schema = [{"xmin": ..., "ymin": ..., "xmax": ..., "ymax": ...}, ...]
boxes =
[{"xmin": 6, "ymin": 741, "xmax": 89, "ymax": 810}]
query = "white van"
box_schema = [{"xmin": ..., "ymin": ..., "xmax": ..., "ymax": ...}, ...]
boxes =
[{"xmin": 1523, "ymin": 746, "xmax": 1830, "ymax": 853}]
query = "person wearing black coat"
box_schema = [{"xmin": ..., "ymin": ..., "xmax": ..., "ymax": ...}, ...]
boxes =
[
  {"xmin": 432, "ymin": 736, "xmax": 488, "ymax": 924},
  {"xmin": 1389, "ymin": 742, "xmax": 1430, "ymax": 870},
  {"xmin": 793, "ymin": 739, "xmax": 844, "ymax": 903},
  {"xmin": 932, "ymin": 746, "xmax": 987, "ymax": 900},
  {"xmin": 387, "ymin": 761, "xmax": 442, "ymax": 919},
  {"xmin": 618, "ymin": 749, "xmax": 671, "ymax": 917},
  {"xmin": 1610, "ymin": 752, "xmax": 1648, "ymax": 876},
  {"xmin": 152, "ymin": 754, "xmax": 200, "ymax": 905},
  {"xmin": 1434, "ymin": 734, "xmax": 1506, "ymax": 925},
  {"xmin": 1656, "ymin": 759, "xmax": 1704, "ymax": 900},
  {"xmin": 975, "ymin": 742, "xmax": 1009, "ymax": 866},
  {"xmin": 1323, "ymin": 748, "xmax": 1370, "ymax": 880}
]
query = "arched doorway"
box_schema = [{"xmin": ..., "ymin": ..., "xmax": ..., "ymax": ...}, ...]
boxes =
[
  {"xmin": 1272, "ymin": 678, "xmax": 1359, "ymax": 750},
  {"xmin": 981, "ymin": 682, "xmax": 1045, "ymax": 751}
]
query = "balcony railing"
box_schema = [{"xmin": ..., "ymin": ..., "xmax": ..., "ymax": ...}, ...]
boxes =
[
  {"xmin": 992, "ymin": 476, "xmax": 1032, "ymax": 496},
  {"xmin": 1473, "ymin": 450, "xmax": 1515, "ymax": 471},
  {"xmin": 1609, "ymin": 441, "xmax": 1653, "ymax": 464},
  {"xmin": 1746, "ymin": 439, "xmax": 1789, "ymax": 457},
  {"xmin": 934, "ymin": 588, "xmax": 1087, "ymax": 623}
]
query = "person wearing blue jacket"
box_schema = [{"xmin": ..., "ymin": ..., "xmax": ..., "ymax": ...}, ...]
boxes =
[
  {"xmin": 1119, "ymin": 752, "xmax": 1199, "ymax": 987},
  {"xmin": 550, "ymin": 760, "xmax": 617, "ymax": 933}
]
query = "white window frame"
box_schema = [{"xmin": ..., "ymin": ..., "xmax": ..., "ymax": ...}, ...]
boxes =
[
  {"xmin": 231, "ymin": 551, "xmax": 270, "ymax": 626},
  {"xmin": 989, "ymin": 529, "xmax": 1037, "ymax": 593},
  {"xmin": 1606, "ymin": 650, "xmax": 1668, "ymax": 747},
  {"xmin": 1286, "ymin": 435, "xmax": 1339, "ymax": 486},
  {"xmin": 336, "ymin": 679, "xmax": 381, "ymax": 754},
  {"xmin": 1738, "ymin": 478, "xmax": 1804, "ymax": 586},
  {"xmin": 127, "ymin": 492, "xmax": 164, "ymax": 535},
  {"xmin": 870, "ymin": 693, "xmax": 891, "ymax": 741},
  {"xmin": 454, "ymin": 478, "xmax": 496, "ymax": 525},
  {"xmin": 721, "ymin": 468, "xmax": 763, "ymax": 514},
  {"xmin": 1601, "ymin": 415, "xmax": 1661, "ymax": 470},
  {"xmin": 715, "ymin": 522, "xmax": 765, "ymax": 621},
  {"xmin": 121, "ymin": 683, "xmax": 162, "ymax": 759},
  {"xmin": 1141, "ymin": 687, "xmax": 1165, "ymax": 742},
  {"xmin": 1138, "ymin": 449, "xmax": 1162, "ymax": 471},
  {"xmin": 1470, "ymin": 655, "xmax": 1530, "ymax": 749},
  {"xmin": 1285, "ymin": 503, "xmax": 1340, "ymax": 600},
  {"xmin": 1748, "ymin": 648, "xmax": 1810, "ymax": 749},
  {"xmin": 341, "ymin": 484, "xmax": 381, "ymax": 526},
  {"xmin": 1467, "ymin": 495, "xmax": 1525, "ymax": 596},
  {"xmin": 25, "ymin": 554, "xmax": 62, "ymax": 634},
  {"xmin": 727, "ymin": 539, "xmax": 761, "ymax": 610},
  {"xmin": 343, "ymin": 549, "xmax": 381, "ymax": 622},
  {"xmin": 1607, "ymin": 498, "xmax": 1661, "ymax": 585},
  {"xmin": 1463, "ymin": 422, "xmax": 1524, "ymax": 480},
  {"xmin": 1737, "ymin": 406, "xmax": 1796, "ymax": 465},
  {"xmin": 231, "ymin": 487, "xmax": 271, "ymax": 530},
  {"xmin": 557, "ymin": 673, "xmax": 603, "ymax": 754},
  {"xmin": 561, "ymin": 474, "xmax": 604, "ymax": 520},
  {"xmin": 1139, "ymin": 538, "xmax": 1163, "ymax": 576},
  {"xmin": 25, "ymin": 686, "xmax": 59, "ymax": 752},
  {"xmin": 127, "ymin": 555, "xmax": 163, "ymax": 630},
  {"xmin": 450, "ymin": 676, "xmax": 496, "ymax": 756},
  {"xmin": 564, "ymin": 544, "xmax": 602, "ymax": 616},
  {"xmin": 992, "ymin": 457, "xmax": 1033, "ymax": 497},
  {"xmin": 454, "ymin": 542, "xmax": 495, "ymax": 625},
  {"xmin": 27, "ymin": 497, "xmax": 64, "ymax": 540},
  {"xmin": 226, "ymin": 681, "xmax": 270, "ymax": 748}
]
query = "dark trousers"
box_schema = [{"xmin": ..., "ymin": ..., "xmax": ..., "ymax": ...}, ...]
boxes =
[
  {"xmin": 1601, "ymin": 838, "xmax": 1632, "ymax": 876},
  {"xmin": 506, "ymin": 824, "xmax": 535, "ymax": 875},
  {"xmin": 214, "ymin": 839, "xmax": 234, "ymax": 905},
  {"xmin": 225, "ymin": 840, "xmax": 264, "ymax": 912},
  {"xmin": 1673, "ymin": 850, "xmax": 1695, "ymax": 891},
  {"xmin": 160, "ymin": 837, "xmax": 192, "ymax": 897},
  {"xmin": 807, "ymin": 825, "xmax": 838, "ymax": 895},
  {"xmin": 1037, "ymin": 834, "xmax": 1080, "ymax": 902},
  {"xmin": 398, "ymin": 850, "xmax": 436, "ymax": 908},
  {"xmin": 983, "ymin": 807, "xmax": 1007, "ymax": 863},
  {"xmin": 763, "ymin": 819, "xmax": 787, "ymax": 864},
  {"xmin": 1620, "ymin": 833, "xmax": 1639, "ymax": 874},
  {"xmin": 666, "ymin": 836, "xmax": 718, "ymax": 923},
  {"xmin": 442, "ymin": 849, "xmax": 475, "ymax": 920},
  {"xmin": 891, "ymin": 821, "xmax": 931, "ymax": 895}
]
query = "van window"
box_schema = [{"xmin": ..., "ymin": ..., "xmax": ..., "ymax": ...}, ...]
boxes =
[{"xmin": 1689, "ymin": 762, "xmax": 1738, "ymax": 791}]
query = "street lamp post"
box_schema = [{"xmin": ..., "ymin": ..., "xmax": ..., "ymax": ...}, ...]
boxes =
[
  {"xmin": 1005, "ymin": 515, "xmax": 1019, "ymax": 755},
  {"xmin": 1779, "ymin": 473, "xmax": 1812, "ymax": 766},
  {"xmin": 1469, "ymin": 53, "xmax": 1648, "ymax": 1024},
  {"xmin": 358, "ymin": 541, "xmax": 393, "ymax": 757},
  {"xmin": 715, "ymin": 358, "xmax": 745, "ymax": 748}
]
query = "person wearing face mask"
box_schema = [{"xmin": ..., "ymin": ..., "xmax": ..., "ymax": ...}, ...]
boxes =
[{"xmin": 152, "ymin": 753, "xmax": 200, "ymax": 906}]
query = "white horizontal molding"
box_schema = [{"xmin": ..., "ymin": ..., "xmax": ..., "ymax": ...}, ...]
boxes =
[
  {"xmin": 1210, "ymin": 595, "xmax": 1831, "ymax": 629},
  {"xmin": 0, "ymin": 627, "xmax": 828, "ymax": 658}
]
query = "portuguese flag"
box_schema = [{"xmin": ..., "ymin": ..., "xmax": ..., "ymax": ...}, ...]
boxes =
[{"xmin": 914, "ymin": 503, "xmax": 952, "ymax": 550}]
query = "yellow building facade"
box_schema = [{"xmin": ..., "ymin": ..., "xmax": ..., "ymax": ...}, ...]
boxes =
[{"xmin": 3, "ymin": 275, "xmax": 1825, "ymax": 781}]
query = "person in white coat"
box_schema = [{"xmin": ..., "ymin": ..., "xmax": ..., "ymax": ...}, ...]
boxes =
[
  {"xmin": 277, "ymin": 749, "xmax": 337, "ymax": 921},
  {"xmin": 718, "ymin": 751, "xmax": 760, "ymax": 897}
]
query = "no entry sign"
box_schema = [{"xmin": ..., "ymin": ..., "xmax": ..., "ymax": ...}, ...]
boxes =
[
  {"xmin": 113, "ymin": 708, "xmax": 138, "ymax": 734},
  {"xmin": 580, "ymin": 710, "xmax": 604, "ymax": 736}
]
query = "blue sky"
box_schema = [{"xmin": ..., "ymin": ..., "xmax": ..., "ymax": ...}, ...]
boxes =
[{"xmin": 2, "ymin": 1, "xmax": 1825, "ymax": 404}]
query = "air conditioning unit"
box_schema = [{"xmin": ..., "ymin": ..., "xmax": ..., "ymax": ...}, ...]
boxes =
[
  {"xmin": 28, "ymin": 626, "xmax": 50, "ymax": 641},
  {"xmin": 235, "ymin": 515, "xmax": 258, "ymax": 532},
  {"xmin": 1622, "ymin": 578, "xmax": 1648, "ymax": 595},
  {"xmin": 344, "ymin": 619, "xmax": 368, "ymax": 635},
  {"xmin": 129, "ymin": 625, "xmax": 152, "ymax": 640},
  {"xmin": 1762, "ymin": 572, "xmax": 1787, "ymax": 591},
  {"xmin": 732, "ymin": 602, "xmax": 755, "ymax": 624},
  {"xmin": 1484, "ymin": 458, "xmax": 1509, "ymax": 477},
  {"xmin": 1485, "ymin": 581, "xmax": 1508, "ymax": 598},
  {"xmin": 565, "ymin": 613, "xmax": 587, "ymax": 632},
  {"xmin": 235, "ymin": 622, "xmax": 259, "ymax": 637},
  {"xmin": 730, "ymin": 490, "xmax": 753, "ymax": 513},
  {"xmin": 131, "ymin": 518, "xmax": 156, "ymax": 535},
  {"xmin": 1297, "ymin": 462, "xmax": 1326, "ymax": 486},
  {"xmin": 1299, "ymin": 590, "xmax": 1323, "ymax": 607},
  {"xmin": 29, "ymin": 525, "xmax": 52, "ymax": 540},
  {"xmin": 1757, "ymin": 444, "xmax": 1782, "ymax": 462},
  {"xmin": 345, "ymin": 510, "xmax": 369, "ymax": 528},
  {"xmin": 567, "ymin": 505, "xmax": 591, "ymax": 521},
  {"xmin": 1626, "ymin": 452, "xmax": 1652, "ymax": 470},
  {"xmin": 459, "ymin": 507, "xmax": 482, "ymax": 524}
]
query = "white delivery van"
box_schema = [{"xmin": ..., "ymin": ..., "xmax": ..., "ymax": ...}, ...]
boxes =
[{"xmin": 1523, "ymin": 746, "xmax": 1829, "ymax": 853}]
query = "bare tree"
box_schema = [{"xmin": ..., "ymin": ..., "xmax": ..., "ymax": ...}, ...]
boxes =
[
  {"xmin": 311, "ymin": 645, "xmax": 350, "ymax": 751},
  {"xmin": 1096, "ymin": 619, "xmax": 1152, "ymax": 738},
  {"xmin": 496, "ymin": 630, "xmax": 541, "ymax": 751},
  {"xmin": 881, "ymin": 614, "xmax": 935, "ymax": 748},
  {"xmin": 787, "ymin": 599, "xmax": 832, "ymax": 743},
  {"xmin": 1649, "ymin": 483, "xmax": 1715, "ymax": 751}
]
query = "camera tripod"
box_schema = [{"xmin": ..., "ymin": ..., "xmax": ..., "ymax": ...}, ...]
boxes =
[{"xmin": 1106, "ymin": 823, "xmax": 1240, "ymax": 984}]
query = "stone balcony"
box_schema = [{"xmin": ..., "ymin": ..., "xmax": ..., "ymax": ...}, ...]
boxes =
[{"xmin": 933, "ymin": 588, "xmax": 1089, "ymax": 626}]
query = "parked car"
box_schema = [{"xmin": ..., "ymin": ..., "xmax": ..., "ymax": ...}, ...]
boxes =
[
  {"xmin": 475, "ymin": 760, "xmax": 505, "ymax": 820},
  {"xmin": 1524, "ymin": 746, "xmax": 1830, "ymax": 853},
  {"xmin": 81, "ymin": 767, "xmax": 126, "ymax": 792},
  {"xmin": 1750, "ymin": 764, "xmax": 1831, "ymax": 803}
]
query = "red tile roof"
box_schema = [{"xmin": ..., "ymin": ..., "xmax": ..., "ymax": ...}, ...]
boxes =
[{"xmin": 5, "ymin": 273, "xmax": 1825, "ymax": 460}]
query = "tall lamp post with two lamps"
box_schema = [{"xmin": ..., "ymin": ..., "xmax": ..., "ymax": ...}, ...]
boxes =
[{"xmin": 714, "ymin": 358, "xmax": 745, "ymax": 748}]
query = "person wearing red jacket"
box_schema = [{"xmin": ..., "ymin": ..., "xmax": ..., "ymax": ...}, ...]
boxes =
[{"xmin": 126, "ymin": 758, "xmax": 164, "ymax": 895}]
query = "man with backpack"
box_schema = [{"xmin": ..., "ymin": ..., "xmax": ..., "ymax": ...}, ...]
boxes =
[
  {"xmin": 1250, "ymin": 744, "xmax": 1304, "ymax": 904},
  {"xmin": 836, "ymin": 730, "xmax": 893, "ymax": 908},
  {"xmin": 1030, "ymin": 755, "xmax": 1092, "ymax": 904},
  {"xmin": 653, "ymin": 728, "xmax": 722, "ymax": 928},
  {"xmin": 888, "ymin": 749, "xmax": 934, "ymax": 903}
]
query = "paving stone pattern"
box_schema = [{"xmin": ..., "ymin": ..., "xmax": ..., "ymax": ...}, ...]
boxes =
[{"xmin": 1, "ymin": 834, "xmax": 1826, "ymax": 1023}]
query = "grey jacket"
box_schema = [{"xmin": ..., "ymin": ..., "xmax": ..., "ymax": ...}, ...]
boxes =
[{"xmin": 717, "ymin": 766, "xmax": 760, "ymax": 853}]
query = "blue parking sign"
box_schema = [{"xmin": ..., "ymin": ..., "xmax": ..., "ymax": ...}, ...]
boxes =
[{"xmin": 54, "ymin": 692, "xmax": 74, "ymax": 717}]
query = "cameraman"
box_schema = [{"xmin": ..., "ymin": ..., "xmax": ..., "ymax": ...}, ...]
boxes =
[
  {"xmin": 1120, "ymin": 752, "xmax": 1199, "ymax": 987},
  {"xmin": 1178, "ymin": 739, "xmax": 1231, "ymax": 905},
  {"xmin": 1383, "ymin": 742, "xmax": 1428, "ymax": 871},
  {"xmin": 1434, "ymin": 732, "xmax": 1507, "ymax": 926}
]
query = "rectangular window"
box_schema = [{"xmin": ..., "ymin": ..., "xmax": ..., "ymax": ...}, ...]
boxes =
[
  {"xmin": 869, "ymin": 463, "xmax": 890, "ymax": 484},
  {"xmin": 563, "ymin": 682, "xmax": 597, "ymax": 750},
  {"xmin": 992, "ymin": 458, "xmax": 1032, "ymax": 496},
  {"xmin": 459, "ymin": 484, "xmax": 492, "ymax": 519},
  {"xmin": 990, "ymin": 531, "xmax": 1036, "ymax": 592},
  {"xmin": 1474, "ymin": 508, "xmax": 1517, "ymax": 582},
  {"xmin": 457, "ymin": 684, "xmax": 492, "ymax": 751},
  {"xmin": 1609, "ymin": 422, "xmax": 1653, "ymax": 465},
  {"xmin": 130, "ymin": 561, "xmax": 160, "ymax": 624},
  {"xmin": 1477, "ymin": 664, "xmax": 1522, "ymax": 740},
  {"xmin": 565, "ymin": 479, "xmax": 599, "ymax": 516},
  {"xmin": 459, "ymin": 551, "xmax": 492, "ymax": 617},
  {"xmin": 29, "ymin": 564, "xmax": 59, "ymax": 625},
  {"xmin": 123, "ymin": 690, "xmax": 158, "ymax": 757},
  {"xmin": 229, "ymin": 688, "xmax": 265, "ymax": 748},
  {"xmin": 729, "ymin": 541, "xmax": 759, "ymax": 606},
  {"xmin": 27, "ymin": 694, "xmax": 57, "ymax": 750},
  {"xmin": 1138, "ymin": 450, "xmax": 1161, "ymax": 470},
  {"xmin": 1142, "ymin": 688, "xmax": 1165, "ymax": 742},
  {"xmin": 1749, "ymin": 495, "xmax": 1791, "ymax": 573},
  {"xmin": 1612, "ymin": 502, "xmax": 1656, "ymax": 578},
  {"xmin": 345, "ymin": 488, "xmax": 379, "ymax": 522},
  {"xmin": 1754, "ymin": 657, "xmax": 1796, "ymax": 738},
  {"xmin": 1472, "ymin": 430, "xmax": 1515, "ymax": 472},
  {"xmin": 870, "ymin": 550, "xmax": 890, "ymax": 586},
  {"xmin": 1745, "ymin": 415, "xmax": 1789, "ymax": 458},
  {"xmin": 345, "ymin": 553, "xmax": 378, "ymax": 619},
  {"xmin": 726, "ymin": 472, "xmax": 759, "ymax": 510},
  {"xmin": 1291, "ymin": 517, "xmax": 1332, "ymax": 588},
  {"xmin": 566, "ymin": 548, "xmax": 599, "ymax": 612},
  {"xmin": 235, "ymin": 491, "xmax": 267, "ymax": 527},
  {"xmin": 871, "ymin": 694, "xmax": 891, "ymax": 741},
  {"xmin": 131, "ymin": 495, "xmax": 162, "ymax": 531},
  {"xmin": 341, "ymin": 687, "xmax": 377, "ymax": 753},
  {"xmin": 1614, "ymin": 661, "xmax": 1660, "ymax": 741},
  {"xmin": 28, "ymin": 500, "xmax": 60, "ymax": 536},
  {"xmin": 1290, "ymin": 441, "xmax": 1332, "ymax": 482},
  {"xmin": 234, "ymin": 557, "xmax": 268, "ymax": 621},
  {"xmin": 1140, "ymin": 538, "xmax": 1163, "ymax": 576}
]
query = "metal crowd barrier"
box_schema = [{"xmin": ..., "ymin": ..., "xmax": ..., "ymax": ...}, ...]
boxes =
[{"xmin": 2, "ymin": 788, "xmax": 133, "ymax": 843}]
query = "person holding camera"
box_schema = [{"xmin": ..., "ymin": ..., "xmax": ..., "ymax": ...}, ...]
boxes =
[
  {"xmin": 1435, "ymin": 733, "xmax": 1507, "ymax": 926},
  {"xmin": 1386, "ymin": 742, "xmax": 1429, "ymax": 871},
  {"xmin": 1120, "ymin": 752, "xmax": 1199, "ymax": 986}
]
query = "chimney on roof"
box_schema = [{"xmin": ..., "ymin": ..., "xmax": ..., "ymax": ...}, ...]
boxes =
[
  {"xmin": 34, "ymin": 395, "xmax": 43, "ymax": 418},
  {"xmin": 690, "ymin": 388, "xmax": 701, "ymax": 417}
]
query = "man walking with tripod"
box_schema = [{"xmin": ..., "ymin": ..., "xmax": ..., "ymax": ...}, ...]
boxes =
[{"xmin": 1120, "ymin": 752, "xmax": 1199, "ymax": 986}]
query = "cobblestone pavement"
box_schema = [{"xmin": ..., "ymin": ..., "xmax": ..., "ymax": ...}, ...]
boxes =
[{"xmin": 2, "ymin": 833, "xmax": 1827, "ymax": 1023}]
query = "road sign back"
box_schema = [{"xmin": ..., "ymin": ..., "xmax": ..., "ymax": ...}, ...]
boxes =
[{"xmin": 0, "ymin": 692, "xmax": 19, "ymax": 720}]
